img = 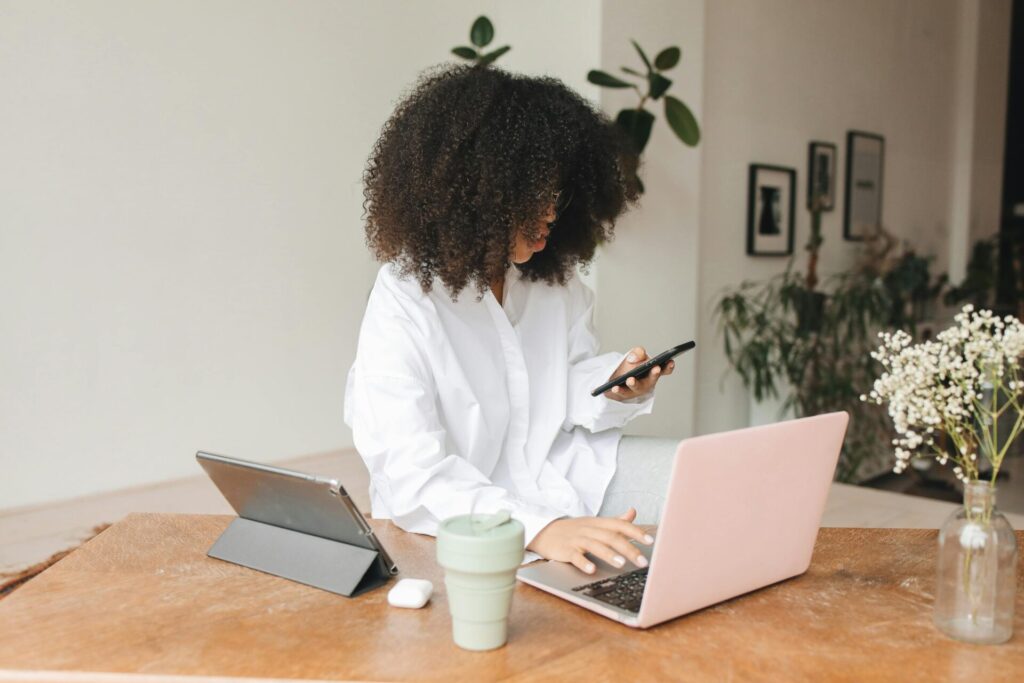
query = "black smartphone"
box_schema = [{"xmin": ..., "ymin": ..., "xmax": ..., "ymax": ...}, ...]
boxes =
[{"xmin": 590, "ymin": 341, "xmax": 695, "ymax": 397}]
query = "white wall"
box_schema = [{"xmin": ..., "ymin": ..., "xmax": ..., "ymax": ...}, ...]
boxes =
[
  {"xmin": 0, "ymin": 0, "xmax": 601, "ymax": 510},
  {"xmin": 968, "ymin": 0, "xmax": 1012, "ymax": 249},
  {"xmin": 948, "ymin": 0, "xmax": 1012, "ymax": 280},
  {"xmin": 1, "ymin": 0, "xmax": 1010, "ymax": 510},
  {"xmin": 693, "ymin": 0, "xmax": 1008, "ymax": 437},
  {"xmin": 594, "ymin": 0, "xmax": 704, "ymax": 439}
]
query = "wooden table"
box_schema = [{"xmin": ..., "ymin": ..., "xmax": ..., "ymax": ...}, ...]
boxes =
[{"xmin": 0, "ymin": 513, "xmax": 1021, "ymax": 682}]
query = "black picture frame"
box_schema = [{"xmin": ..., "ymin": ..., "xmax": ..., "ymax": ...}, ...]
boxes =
[
  {"xmin": 807, "ymin": 141, "xmax": 837, "ymax": 211},
  {"xmin": 843, "ymin": 131, "xmax": 885, "ymax": 241},
  {"xmin": 747, "ymin": 164, "xmax": 796, "ymax": 256}
]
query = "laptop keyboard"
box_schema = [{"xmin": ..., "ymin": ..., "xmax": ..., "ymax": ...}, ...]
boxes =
[{"xmin": 571, "ymin": 567, "xmax": 648, "ymax": 613}]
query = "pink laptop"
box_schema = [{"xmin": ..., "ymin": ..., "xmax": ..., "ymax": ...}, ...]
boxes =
[{"xmin": 516, "ymin": 411, "xmax": 850, "ymax": 628}]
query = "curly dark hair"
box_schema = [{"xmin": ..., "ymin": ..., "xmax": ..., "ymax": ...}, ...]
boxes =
[{"xmin": 361, "ymin": 63, "xmax": 641, "ymax": 298}]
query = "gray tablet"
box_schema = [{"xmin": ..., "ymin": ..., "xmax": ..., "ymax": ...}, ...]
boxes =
[{"xmin": 196, "ymin": 451, "xmax": 397, "ymax": 596}]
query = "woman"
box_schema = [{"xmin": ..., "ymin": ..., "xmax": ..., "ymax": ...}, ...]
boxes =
[{"xmin": 344, "ymin": 63, "xmax": 677, "ymax": 575}]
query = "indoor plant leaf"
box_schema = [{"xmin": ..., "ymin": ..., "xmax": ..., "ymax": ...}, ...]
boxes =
[
  {"xmin": 654, "ymin": 46, "xmax": 681, "ymax": 70},
  {"xmin": 470, "ymin": 16, "xmax": 494, "ymax": 47},
  {"xmin": 587, "ymin": 70, "xmax": 634, "ymax": 89},
  {"xmin": 631, "ymin": 39, "xmax": 653, "ymax": 72},
  {"xmin": 477, "ymin": 46, "xmax": 511, "ymax": 66},
  {"xmin": 648, "ymin": 73, "xmax": 672, "ymax": 100},
  {"xmin": 452, "ymin": 46, "xmax": 478, "ymax": 60},
  {"xmin": 664, "ymin": 95, "xmax": 700, "ymax": 146},
  {"xmin": 615, "ymin": 108, "xmax": 655, "ymax": 155}
]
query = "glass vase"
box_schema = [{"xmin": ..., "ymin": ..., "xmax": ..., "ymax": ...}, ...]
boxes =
[{"xmin": 933, "ymin": 481, "xmax": 1018, "ymax": 644}]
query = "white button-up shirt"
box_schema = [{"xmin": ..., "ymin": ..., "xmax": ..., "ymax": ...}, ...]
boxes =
[{"xmin": 344, "ymin": 262, "xmax": 655, "ymax": 550}]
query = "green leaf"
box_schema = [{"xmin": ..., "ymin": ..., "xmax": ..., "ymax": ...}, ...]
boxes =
[
  {"xmin": 477, "ymin": 45, "xmax": 510, "ymax": 66},
  {"xmin": 664, "ymin": 95, "xmax": 701, "ymax": 146},
  {"xmin": 470, "ymin": 16, "xmax": 494, "ymax": 47},
  {"xmin": 587, "ymin": 70, "xmax": 634, "ymax": 89},
  {"xmin": 621, "ymin": 66, "xmax": 645, "ymax": 77},
  {"xmin": 615, "ymin": 108, "xmax": 655, "ymax": 155},
  {"xmin": 631, "ymin": 39, "xmax": 652, "ymax": 72},
  {"xmin": 452, "ymin": 46, "xmax": 478, "ymax": 60},
  {"xmin": 654, "ymin": 46, "xmax": 681, "ymax": 70},
  {"xmin": 648, "ymin": 73, "xmax": 672, "ymax": 100}
]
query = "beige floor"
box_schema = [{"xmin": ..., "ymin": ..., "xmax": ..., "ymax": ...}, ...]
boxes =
[{"xmin": 2, "ymin": 448, "xmax": 1023, "ymax": 576}]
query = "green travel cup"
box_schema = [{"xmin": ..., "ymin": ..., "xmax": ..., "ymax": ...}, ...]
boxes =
[{"xmin": 436, "ymin": 511, "xmax": 525, "ymax": 651}]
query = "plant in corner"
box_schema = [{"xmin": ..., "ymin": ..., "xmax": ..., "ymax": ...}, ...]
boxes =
[
  {"xmin": 587, "ymin": 39, "xmax": 701, "ymax": 193},
  {"xmin": 714, "ymin": 198, "xmax": 946, "ymax": 482},
  {"xmin": 864, "ymin": 305, "xmax": 1021, "ymax": 644}
]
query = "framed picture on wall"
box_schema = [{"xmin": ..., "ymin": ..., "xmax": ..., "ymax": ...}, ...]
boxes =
[
  {"xmin": 747, "ymin": 164, "xmax": 795, "ymax": 256},
  {"xmin": 844, "ymin": 131, "xmax": 885, "ymax": 241},
  {"xmin": 807, "ymin": 141, "xmax": 837, "ymax": 211}
]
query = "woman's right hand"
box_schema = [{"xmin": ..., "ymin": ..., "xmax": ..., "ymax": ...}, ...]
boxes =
[{"xmin": 526, "ymin": 507, "xmax": 654, "ymax": 574}]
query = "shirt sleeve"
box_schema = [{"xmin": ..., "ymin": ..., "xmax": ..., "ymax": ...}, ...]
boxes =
[
  {"xmin": 344, "ymin": 285, "xmax": 562, "ymax": 551},
  {"xmin": 563, "ymin": 277, "xmax": 655, "ymax": 433}
]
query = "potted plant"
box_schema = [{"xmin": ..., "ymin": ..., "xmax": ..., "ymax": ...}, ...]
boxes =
[
  {"xmin": 587, "ymin": 39, "xmax": 700, "ymax": 193},
  {"xmin": 715, "ymin": 213, "xmax": 945, "ymax": 482}
]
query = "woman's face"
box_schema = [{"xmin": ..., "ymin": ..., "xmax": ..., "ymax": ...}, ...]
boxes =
[{"xmin": 510, "ymin": 202, "xmax": 557, "ymax": 264}]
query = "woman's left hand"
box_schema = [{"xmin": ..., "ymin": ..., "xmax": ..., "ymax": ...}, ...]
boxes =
[{"xmin": 604, "ymin": 346, "xmax": 674, "ymax": 401}]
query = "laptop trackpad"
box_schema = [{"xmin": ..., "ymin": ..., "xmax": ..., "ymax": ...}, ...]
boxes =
[{"xmin": 517, "ymin": 540, "xmax": 653, "ymax": 592}]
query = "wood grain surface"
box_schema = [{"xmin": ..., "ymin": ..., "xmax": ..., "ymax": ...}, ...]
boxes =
[{"xmin": 0, "ymin": 513, "xmax": 1020, "ymax": 682}]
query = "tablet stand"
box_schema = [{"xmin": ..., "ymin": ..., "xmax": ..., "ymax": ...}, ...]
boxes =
[{"xmin": 207, "ymin": 517, "xmax": 391, "ymax": 597}]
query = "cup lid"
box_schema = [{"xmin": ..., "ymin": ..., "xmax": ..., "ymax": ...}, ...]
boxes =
[{"xmin": 438, "ymin": 511, "xmax": 524, "ymax": 542}]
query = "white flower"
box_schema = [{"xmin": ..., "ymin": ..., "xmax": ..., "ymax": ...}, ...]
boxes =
[
  {"xmin": 868, "ymin": 304, "xmax": 1024, "ymax": 478},
  {"xmin": 959, "ymin": 524, "xmax": 988, "ymax": 550}
]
